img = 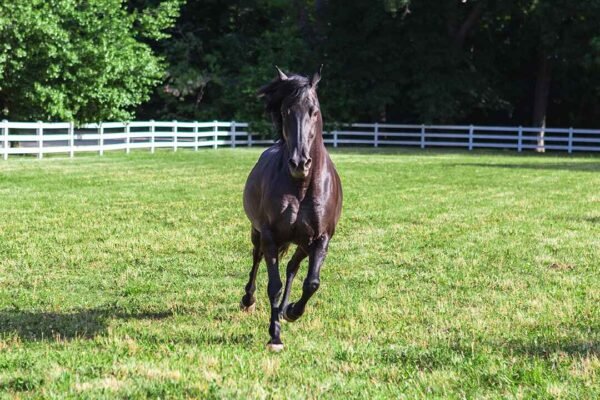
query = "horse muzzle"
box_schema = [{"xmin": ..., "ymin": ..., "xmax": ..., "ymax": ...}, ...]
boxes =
[{"xmin": 288, "ymin": 157, "xmax": 311, "ymax": 179}]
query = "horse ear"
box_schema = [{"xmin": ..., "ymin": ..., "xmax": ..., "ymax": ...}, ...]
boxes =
[
  {"xmin": 310, "ymin": 64, "xmax": 323, "ymax": 89},
  {"xmin": 275, "ymin": 65, "xmax": 288, "ymax": 81}
]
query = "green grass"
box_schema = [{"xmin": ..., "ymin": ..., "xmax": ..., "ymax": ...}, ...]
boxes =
[{"xmin": 0, "ymin": 148, "xmax": 598, "ymax": 399}]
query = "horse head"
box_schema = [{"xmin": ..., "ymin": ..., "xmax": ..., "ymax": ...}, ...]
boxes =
[{"xmin": 258, "ymin": 66, "xmax": 323, "ymax": 179}]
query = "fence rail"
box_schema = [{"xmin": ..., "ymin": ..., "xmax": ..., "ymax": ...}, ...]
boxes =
[
  {"xmin": 1, "ymin": 120, "xmax": 599, "ymax": 159},
  {"xmin": 323, "ymin": 123, "xmax": 600, "ymax": 153}
]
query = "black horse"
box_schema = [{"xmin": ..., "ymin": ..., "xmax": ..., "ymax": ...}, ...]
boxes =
[{"xmin": 241, "ymin": 66, "xmax": 343, "ymax": 351}]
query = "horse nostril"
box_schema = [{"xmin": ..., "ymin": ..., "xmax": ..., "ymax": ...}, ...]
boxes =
[
  {"xmin": 288, "ymin": 158, "xmax": 298, "ymax": 169},
  {"xmin": 305, "ymin": 158, "xmax": 312, "ymax": 168}
]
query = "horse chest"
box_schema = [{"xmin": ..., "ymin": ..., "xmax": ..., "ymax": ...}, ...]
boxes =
[{"xmin": 277, "ymin": 196, "xmax": 319, "ymax": 236}]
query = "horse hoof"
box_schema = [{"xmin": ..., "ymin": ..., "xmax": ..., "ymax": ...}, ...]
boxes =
[
  {"xmin": 282, "ymin": 303, "xmax": 299, "ymax": 322},
  {"xmin": 239, "ymin": 300, "xmax": 256, "ymax": 313},
  {"xmin": 266, "ymin": 342, "xmax": 284, "ymax": 352}
]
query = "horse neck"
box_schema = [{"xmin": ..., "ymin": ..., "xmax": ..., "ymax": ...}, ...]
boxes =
[
  {"xmin": 305, "ymin": 120, "xmax": 329, "ymax": 190},
  {"xmin": 311, "ymin": 120, "xmax": 326, "ymax": 163}
]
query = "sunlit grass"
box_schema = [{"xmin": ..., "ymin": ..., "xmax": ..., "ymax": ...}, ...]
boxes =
[{"xmin": 0, "ymin": 148, "xmax": 598, "ymax": 398}]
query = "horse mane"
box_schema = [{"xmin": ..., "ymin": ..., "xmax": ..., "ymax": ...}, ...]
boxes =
[{"xmin": 257, "ymin": 73, "xmax": 313, "ymax": 140}]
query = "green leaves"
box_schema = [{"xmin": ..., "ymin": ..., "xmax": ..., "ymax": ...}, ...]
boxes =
[
  {"xmin": 1, "ymin": 0, "xmax": 597, "ymax": 126},
  {"xmin": 134, "ymin": 0, "xmax": 184, "ymax": 41},
  {"xmin": 0, "ymin": 0, "xmax": 182, "ymax": 122}
]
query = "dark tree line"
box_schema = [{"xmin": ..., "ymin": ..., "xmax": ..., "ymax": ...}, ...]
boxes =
[
  {"xmin": 137, "ymin": 0, "xmax": 600, "ymax": 129},
  {"xmin": 1, "ymin": 1, "xmax": 598, "ymax": 128}
]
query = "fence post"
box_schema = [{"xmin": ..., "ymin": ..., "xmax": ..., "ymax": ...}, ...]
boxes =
[
  {"xmin": 468, "ymin": 124, "xmax": 474, "ymax": 151},
  {"xmin": 567, "ymin": 127, "xmax": 573, "ymax": 154},
  {"xmin": 230, "ymin": 121, "xmax": 236, "ymax": 148},
  {"xmin": 99, "ymin": 123, "xmax": 104, "ymax": 156},
  {"xmin": 68, "ymin": 121, "xmax": 75, "ymax": 158},
  {"xmin": 2, "ymin": 120, "xmax": 7, "ymax": 160},
  {"xmin": 173, "ymin": 120, "xmax": 178, "ymax": 152},
  {"xmin": 420, "ymin": 124, "xmax": 426, "ymax": 149},
  {"xmin": 517, "ymin": 125, "xmax": 523, "ymax": 152},
  {"xmin": 374, "ymin": 123, "xmax": 379, "ymax": 148},
  {"xmin": 150, "ymin": 120, "xmax": 155, "ymax": 153},
  {"xmin": 248, "ymin": 125, "xmax": 253, "ymax": 147},
  {"xmin": 213, "ymin": 120, "xmax": 218, "ymax": 149},
  {"xmin": 125, "ymin": 123, "xmax": 130, "ymax": 154},
  {"xmin": 37, "ymin": 121, "xmax": 43, "ymax": 159},
  {"xmin": 193, "ymin": 121, "xmax": 199, "ymax": 151}
]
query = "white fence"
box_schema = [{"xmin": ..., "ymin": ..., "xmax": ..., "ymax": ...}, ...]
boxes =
[
  {"xmin": 0, "ymin": 120, "xmax": 270, "ymax": 160},
  {"xmin": 323, "ymin": 123, "xmax": 600, "ymax": 153},
  {"xmin": 1, "ymin": 120, "xmax": 599, "ymax": 159}
]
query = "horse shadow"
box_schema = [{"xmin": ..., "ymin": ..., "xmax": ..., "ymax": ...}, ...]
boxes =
[{"xmin": 0, "ymin": 307, "xmax": 173, "ymax": 341}]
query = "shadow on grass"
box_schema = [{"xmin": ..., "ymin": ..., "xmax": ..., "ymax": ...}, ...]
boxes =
[
  {"xmin": 456, "ymin": 162, "xmax": 600, "ymax": 172},
  {"xmin": 380, "ymin": 339, "xmax": 600, "ymax": 370},
  {"xmin": 504, "ymin": 340, "xmax": 600, "ymax": 358},
  {"xmin": 327, "ymin": 147, "xmax": 600, "ymax": 159},
  {"xmin": 0, "ymin": 307, "xmax": 173, "ymax": 341},
  {"xmin": 329, "ymin": 147, "xmax": 515, "ymax": 157}
]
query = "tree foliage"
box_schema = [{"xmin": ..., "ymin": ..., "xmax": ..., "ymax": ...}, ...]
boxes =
[
  {"xmin": 0, "ymin": 0, "xmax": 598, "ymax": 127},
  {"xmin": 138, "ymin": 0, "xmax": 600, "ymax": 128},
  {"xmin": 0, "ymin": 0, "xmax": 181, "ymax": 122}
]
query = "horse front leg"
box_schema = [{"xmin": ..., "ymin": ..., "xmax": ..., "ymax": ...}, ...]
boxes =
[
  {"xmin": 240, "ymin": 228, "xmax": 262, "ymax": 312},
  {"xmin": 282, "ymin": 235, "xmax": 329, "ymax": 322},
  {"xmin": 278, "ymin": 247, "xmax": 308, "ymax": 319},
  {"xmin": 261, "ymin": 229, "xmax": 284, "ymax": 351}
]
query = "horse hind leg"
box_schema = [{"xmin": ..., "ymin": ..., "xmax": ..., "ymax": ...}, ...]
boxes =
[{"xmin": 240, "ymin": 228, "xmax": 262, "ymax": 312}]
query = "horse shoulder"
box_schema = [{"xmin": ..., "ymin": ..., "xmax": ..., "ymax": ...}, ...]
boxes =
[
  {"xmin": 318, "ymin": 162, "xmax": 343, "ymax": 231},
  {"xmin": 243, "ymin": 144, "xmax": 285, "ymax": 227}
]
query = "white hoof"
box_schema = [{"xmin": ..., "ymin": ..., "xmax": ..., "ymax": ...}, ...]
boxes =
[
  {"xmin": 266, "ymin": 343, "xmax": 284, "ymax": 352},
  {"xmin": 240, "ymin": 300, "xmax": 256, "ymax": 313}
]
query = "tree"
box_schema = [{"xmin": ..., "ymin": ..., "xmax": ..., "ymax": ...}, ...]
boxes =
[
  {"xmin": 136, "ymin": 0, "xmax": 316, "ymax": 133},
  {"xmin": 527, "ymin": 0, "xmax": 600, "ymax": 149},
  {"xmin": 0, "ymin": 0, "xmax": 182, "ymax": 122},
  {"xmin": 135, "ymin": 0, "xmax": 600, "ymax": 131},
  {"xmin": 475, "ymin": 0, "xmax": 600, "ymax": 148}
]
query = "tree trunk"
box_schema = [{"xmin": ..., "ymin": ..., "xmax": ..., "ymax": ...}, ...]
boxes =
[
  {"xmin": 315, "ymin": 0, "xmax": 327, "ymax": 15},
  {"xmin": 532, "ymin": 52, "xmax": 552, "ymax": 153},
  {"xmin": 294, "ymin": 0, "xmax": 311, "ymax": 42},
  {"xmin": 314, "ymin": 0, "xmax": 328, "ymax": 36},
  {"xmin": 379, "ymin": 105, "xmax": 387, "ymax": 123},
  {"xmin": 452, "ymin": 1, "xmax": 486, "ymax": 52}
]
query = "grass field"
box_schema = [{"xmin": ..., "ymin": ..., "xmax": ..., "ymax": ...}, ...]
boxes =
[{"xmin": 0, "ymin": 148, "xmax": 598, "ymax": 399}]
